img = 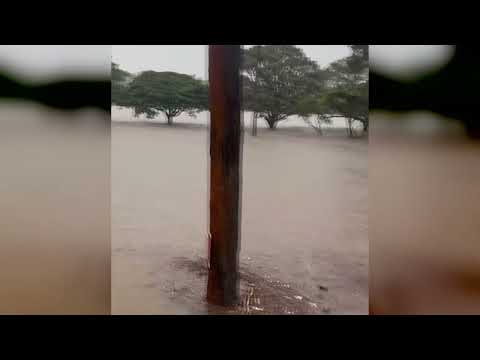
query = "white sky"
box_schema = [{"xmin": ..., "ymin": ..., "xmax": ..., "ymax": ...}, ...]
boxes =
[
  {"xmin": 0, "ymin": 45, "xmax": 110, "ymax": 82},
  {"xmin": 112, "ymin": 45, "xmax": 352, "ymax": 79}
]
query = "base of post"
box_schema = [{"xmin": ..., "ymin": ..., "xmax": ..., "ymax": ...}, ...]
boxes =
[{"xmin": 206, "ymin": 269, "xmax": 240, "ymax": 306}]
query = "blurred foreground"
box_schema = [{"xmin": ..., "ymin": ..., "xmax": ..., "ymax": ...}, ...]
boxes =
[
  {"xmin": 0, "ymin": 102, "xmax": 110, "ymax": 314},
  {"xmin": 370, "ymin": 112, "xmax": 480, "ymax": 314}
]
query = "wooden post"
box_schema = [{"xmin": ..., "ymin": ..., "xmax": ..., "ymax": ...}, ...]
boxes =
[{"xmin": 207, "ymin": 45, "xmax": 242, "ymax": 306}]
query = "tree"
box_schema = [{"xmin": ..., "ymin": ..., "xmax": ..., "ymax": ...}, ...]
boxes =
[
  {"xmin": 324, "ymin": 83, "xmax": 368, "ymax": 136},
  {"xmin": 296, "ymin": 95, "xmax": 334, "ymax": 135},
  {"xmin": 127, "ymin": 71, "xmax": 207, "ymax": 125},
  {"xmin": 111, "ymin": 62, "xmax": 133, "ymax": 107},
  {"xmin": 326, "ymin": 45, "xmax": 369, "ymax": 135},
  {"xmin": 242, "ymin": 45, "xmax": 322, "ymax": 130},
  {"xmin": 112, "ymin": 62, "xmax": 132, "ymax": 83},
  {"xmin": 297, "ymin": 45, "xmax": 369, "ymax": 136}
]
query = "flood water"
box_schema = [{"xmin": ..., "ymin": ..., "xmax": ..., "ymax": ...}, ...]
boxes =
[
  {"xmin": 111, "ymin": 115, "xmax": 368, "ymax": 314},
  {"xmin": 112, "ymin": 106, "xmax": 364, "ymax": 132}
]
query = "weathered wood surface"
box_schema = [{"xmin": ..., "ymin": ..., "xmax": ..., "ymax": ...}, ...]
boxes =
[{"xmin": 207, "ymin": 45, "xmax": 243, "ymax": 306}]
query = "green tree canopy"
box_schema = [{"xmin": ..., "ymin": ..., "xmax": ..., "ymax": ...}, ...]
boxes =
[
  {"xmin": 112, "ymin": 62, "xmax": 132, "ymax": 83},
  {"xmin": 297, "ymin": 45, "xmax": 369, "ymax": 135},
  {"xmin": 127, "ymin": 71, "xmax": 208, "ymax": 125},
  {"xmin": 326, "ymin": 45, "xmax": 368, "ymax": 133},
  {"xmin": 242, "ymin": 45, "xmax": 324, "ymax": 129},
  {"xmin": 111, "ymin": 62, "xmax": 133, "ymax": 107}
]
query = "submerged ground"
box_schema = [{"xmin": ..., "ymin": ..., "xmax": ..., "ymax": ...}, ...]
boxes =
[{"xmin": 111, "ymin": 119, "xmax": 368, "ymax": 314}]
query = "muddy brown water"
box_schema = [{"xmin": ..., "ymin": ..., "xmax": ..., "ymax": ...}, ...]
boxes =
[{"xmin": 112, "ymin": 121, "xmax": 368, "ymax": 314}]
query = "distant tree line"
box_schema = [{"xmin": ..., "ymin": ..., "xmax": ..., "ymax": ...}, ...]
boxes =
[{"xmin": 112, "ymin": 45, "xmax": 368, "ymax": 137}]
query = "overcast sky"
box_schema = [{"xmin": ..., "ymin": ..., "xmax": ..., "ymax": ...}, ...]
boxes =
[
  {"xmin": 112, "ymin": 45, "xmax": 352, "ymax": 79},
  {"xmin": 0, "ymin": 45, "xmax": 110, "ymax": 82}
]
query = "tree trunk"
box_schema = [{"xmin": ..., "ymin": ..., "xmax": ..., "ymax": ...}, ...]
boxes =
[
  {"xmin": 315, "ymin": 116, "xmax": 323, "ymax": 136},
  {"xmin": 166, "ymin": 115, "xmax": 173, "ymax": 125},
  {"xmin": 207, "ymin": 45, "xmax": 242, "ymax": 306},
  {"xmin": 266, "ymin": 117, "xmax": 277, "ymax": 130},
  {"xmin": 252, "ymin": 112, "xmax": 257, "ymax": 136},
  {"xmin": 346, "ymin": 118, "xmax": 353, "ymax": 137}
]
